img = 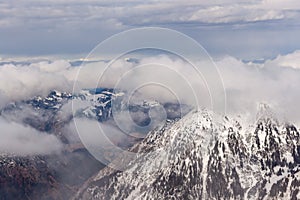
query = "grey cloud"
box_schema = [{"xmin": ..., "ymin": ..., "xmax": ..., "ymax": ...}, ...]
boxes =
[
  {"xmin": 0, "ymin": 0, "xmax": 299, "ymax": 30},
  {"xmin": 1, "ymin": 0, "xmax": 299, "ymax": 57}
]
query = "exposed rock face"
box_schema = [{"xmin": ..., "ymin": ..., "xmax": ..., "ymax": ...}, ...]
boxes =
[
  {"xmin": 0, "ymin": 155, "xmax": 68, "ymax": 200},
  {"xmin": 0, "ymin": 150, "xmax": 104, "ymax": 200},
  {"xmin": 75, "ymin": 110, "xmax": 300, "ymax": 200}
]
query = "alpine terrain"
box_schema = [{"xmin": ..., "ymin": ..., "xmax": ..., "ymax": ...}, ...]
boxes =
[{"xmin": 74, "ymin": 108, "xmax": 300, "ymax": 200}]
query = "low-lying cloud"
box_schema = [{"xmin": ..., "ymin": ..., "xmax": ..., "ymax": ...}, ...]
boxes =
[
  {"xmin": 0, "ymin": 60, "xmax": 72, "ymax": 103},
  {"xmin": 0, "ymin": 117, "xmax": 63, "ymax": 156},
  {"xmin": 1, "ymin": 50, "xmax": 300, "ymax": 124},
  {"xmin": 216, "ymin": 56, "xmax": 300, "ymax": 123},
  {"xmin": 1, "ymin": 50, "xmax": 300, "ymax": 157}
]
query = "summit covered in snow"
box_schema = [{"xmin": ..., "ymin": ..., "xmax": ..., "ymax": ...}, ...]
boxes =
[{"xmin": 75, "ymin": 109, "xmax": 300, "ymax": 200}]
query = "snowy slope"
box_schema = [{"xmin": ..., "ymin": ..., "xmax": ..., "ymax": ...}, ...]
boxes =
[{"xmin": 75, "ymin": 109, "xmax": 300, "ymax": 200}]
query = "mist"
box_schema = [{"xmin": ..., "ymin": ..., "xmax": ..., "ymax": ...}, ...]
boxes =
[
  {"xmin": 0, "ymin": 117, "xmax": 63, "ymax": 156},
  {"xmin": 216, "ymin": 54, "xmax": 300, "ymax": 124}
]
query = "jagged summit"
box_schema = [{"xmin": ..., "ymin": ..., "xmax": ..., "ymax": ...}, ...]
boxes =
[
  {"xmin": 74, "ymin": 109, "xmax": 300, "ymax": 200},
  {"xmin": 256, "ymin": 103, "xmax": 278, "ymax": 123},
  {"xmin": 1, "ymin": 89, "xmax": 299, "ymax": 200}
]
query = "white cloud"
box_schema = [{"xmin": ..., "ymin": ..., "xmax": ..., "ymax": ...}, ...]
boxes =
[
  {"xmin": 265, "ymin": 50, "xmax": 300, "ymax": 69},
  {"xmin": 0, "ymin": 58, "xmax": 112, "ymax": 104},
  {"xmin": 216, "ymin": 52, "xmax": 300, "ymax": 123},
  {"xmin": 0, "ymin": 61, "xmax": 72, "ymax": 102},
  {"xmin": 0, "ymin": 117, "xmax": 63, "ymax": 156},
  {"xmin": 187, "ymin": 5, "xmax": 284, "ymax": 24},
  {"xmin": 1, "ymin": 50, "xmax": 300, "ymax": 124}
]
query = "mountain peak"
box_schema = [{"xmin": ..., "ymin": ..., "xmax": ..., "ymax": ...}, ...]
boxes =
[
  {"xmin": 74, "ymin": 109, "xmax": 300, "ymax": 200},
  {"xmin": 256, "ymin": 102, "xmax": 279, "ymax": 125}
]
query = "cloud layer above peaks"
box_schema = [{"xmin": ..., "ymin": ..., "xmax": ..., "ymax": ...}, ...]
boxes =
[{"xmin": 1, "ymin": 0, "xmax": 300, "ymax": 58}]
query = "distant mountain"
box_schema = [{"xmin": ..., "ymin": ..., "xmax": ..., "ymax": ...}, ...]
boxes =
[
  {"xmin": 0, "ymin": 89, "xmax": 190, "ymax": 200},
  {"xmin": 74, "ymin": 109, "xmax": 300, "ymax": 200},
  {"xmin": 1, "ymin": 88, "xmax": 189, "ymax": 137}
]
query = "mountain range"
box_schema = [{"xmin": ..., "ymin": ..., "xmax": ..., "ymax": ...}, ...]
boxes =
[{"xmin": 0, "ymin": 90, "xmax": 299, "ymax": 200}]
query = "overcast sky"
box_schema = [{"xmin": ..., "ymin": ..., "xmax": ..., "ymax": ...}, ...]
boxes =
[{"xmin": 1, "ymin": 0, "xmax": 300, "ymax": 59}]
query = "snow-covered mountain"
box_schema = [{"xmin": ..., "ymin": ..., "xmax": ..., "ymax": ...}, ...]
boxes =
[
  {"xmin": 1, "ymin": 89, "xmax": 188, "ymax": 133},
  {"xmin": 74, "ymin": 109, "xmax": 300, "ymax": 200},
  {"xmin": 1, "ymin": 89, "xmax": 299, "ymax": 200},
  {"xmin": 0, "ymin": 89, "xmax": 190, "ymax": 200}
]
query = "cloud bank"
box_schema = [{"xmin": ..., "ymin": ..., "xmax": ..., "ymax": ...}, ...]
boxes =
[
  {"xmin": 216, "ymin": 55, "xmax": 300, "ymax": 123},
  {"xmin": 1, "ymin": 0, "xmax": 300, "ymax": 58},
  {"xmin": 1, "ymin": 0, "xmax": 299, "ymax": 29},
  {"xmin": 1, "ymin": 50, "xmax": 300, "ymax": 156},
  {"xmin": 1, "ymin": 51, "xmax": 300, "ymax": 123}
]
